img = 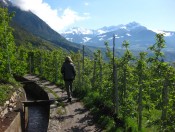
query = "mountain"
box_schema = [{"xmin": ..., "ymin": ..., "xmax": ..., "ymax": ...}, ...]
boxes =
[
  {"xmin": 61, "ymin": 22, "xmax": 175, "ymax": 50},
  {"xmin": 1, "ymin": 0, "xmax": 174, "ymax": 61},
  {"xmin": 0, "ymin": 0, "xmax": 86, "ymax": 52}
]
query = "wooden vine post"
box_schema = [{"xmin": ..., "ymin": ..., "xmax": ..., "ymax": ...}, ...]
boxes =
[
  {"xmin": 161, "ymin": 62, "xmax": 169, "ymax": 124},
  {"xmin": 137, "ymin": 53, "xmax": 144, "ymax": 131},
  {"xmin": 77, "ymin": 51, "xmax": 81, "ymax": 89},
  {"xmin": 39, "ymin": 54, "xmax": 43, "ymax": 76},
  {"xmin": 98, "ymin": 50, "xmax": 103, "ymax": 94},
  {"xmin": 82, "ymin": 45, "xmax": 85, "ymax": 85},
  {"xmin": 55, "ymin": 56, "xmax": 58, "ymax": 83},
  {"xmin": 161, "ymin": 79, "xmax": 168, "ymax": 125},
  {"xmin": 29, "ymin": 53, "xmax": 32, "ymax": 74},
  {"xmin": 92, "ymin": 52, "xmax": 97, "ymax": 89},
  {"xmin": 113, "ymin": 34, "xmax": 119, "ymax": 115}
]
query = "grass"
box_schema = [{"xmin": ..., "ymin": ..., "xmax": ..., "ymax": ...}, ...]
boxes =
[
  {"xmin": 0, "ymin": 76, "xmax": 24, "ymax": 105},
  {"xmin": 0, "ymin": 84, "xmax": 14, "ymax": 105},
  {"xmin": 56, "ymin": 106, "xmax": 66, "ymax": 115},
  {"xmin": 43, "ymin": 87, "xmax": 59, "ymax": 99},
  {"xmin": 142, "ymin": 109, "xmax": 161, "ymax": 132}
]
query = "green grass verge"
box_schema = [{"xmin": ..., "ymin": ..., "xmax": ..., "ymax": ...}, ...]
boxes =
[{"xmin": 0, "ymin": 84, "xmax": 14, "ymax": 105}]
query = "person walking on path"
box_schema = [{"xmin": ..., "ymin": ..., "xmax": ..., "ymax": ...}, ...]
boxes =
[{"xmin": 61, "ymin": 56, "xmax": 76, "ymax": 102}]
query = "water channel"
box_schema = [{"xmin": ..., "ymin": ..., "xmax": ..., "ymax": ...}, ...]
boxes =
[{"xmin": 23, "ymin": 80, "xmax": 50, "ymax": 132}]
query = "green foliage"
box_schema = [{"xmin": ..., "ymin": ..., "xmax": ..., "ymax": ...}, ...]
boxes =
[
  {"xmin": 74, "ymin": 34, "xmax": 175, "ymax": 131},
  {"xmin": 0, "ymin": 7, "xmax": 16, "ymax": 81},
  {"xmin": 125, "ymin": 117, "xmax": 138, "ymax": 131},
  {"xmin": 0, "ymin": 84, "xmax": 14, "ymax": 105},
  {"xmin": 12, "ymin": 46, "xmax": 28, "ymax": 75},
  {"xmin": 148, "ymin": 33, "xmax": 165, "ymax": 62},
  {"xmin": 98, "ymin": 115, "xmax": 116, "ymax": 131},
  {"xmin": 1, "ymin": 17, "xmax": 175, "ymax": 132}
]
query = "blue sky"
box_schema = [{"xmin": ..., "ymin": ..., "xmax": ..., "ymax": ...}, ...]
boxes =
[{"xmin": 11, "ymin": 0, "xmax": 175, "ymax": 32}]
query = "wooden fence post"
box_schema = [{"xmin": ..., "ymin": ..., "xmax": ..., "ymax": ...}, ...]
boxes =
[{"xmin": 113, "ymin": 34, "xmax": 119, "ymax": 114}]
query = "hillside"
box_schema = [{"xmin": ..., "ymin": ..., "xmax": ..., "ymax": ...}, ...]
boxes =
[
  {"xmin": 0, "ymin": 0, "xmax": 86, "ymax": 53},
  {"xmin": 11, "ymin": 22, "xmax": 60, "ymax": 50},
  {"xmin": 1, "ymin": 1, "xmax": 174, "ymax": 61}
]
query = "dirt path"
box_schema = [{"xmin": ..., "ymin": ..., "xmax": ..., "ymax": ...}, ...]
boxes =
[{"xmin": 24, "ymin": 75, "xmax": 101, "ymax": 132}]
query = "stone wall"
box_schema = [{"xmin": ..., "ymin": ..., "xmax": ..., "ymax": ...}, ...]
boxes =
[
  {"xmin": 0, "ymin": 91, "xmax": 20, "ymax": 118},
  {"xmin": 0, "ymin": 87, "xmax": 27, "ymax": 132}
]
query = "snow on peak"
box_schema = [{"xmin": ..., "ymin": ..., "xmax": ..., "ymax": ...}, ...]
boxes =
[
  {"xmin": 64, "ymin": 27, "xmax": 94, "ymax": 35},
  {"xmin": 126, "ymin": 33, "xmax": 131, "ymax": 36},
  {"xmin": 97, "ymin": 29, "xmax": 106, "ymax": 34},
  {"xmin": 120, "ymin": 26, "xmax": 127, "ymax": 29},
  {"xmin": 66, "ymin": 37, "xmax": 73, "ymax": 42},
  {"xmin": 83, "ymin": 37, "xmax": 91, "ymax": 42},
  {"xmin": 151, "ymin": 29, "xmax": 174, "ymax": 37}
]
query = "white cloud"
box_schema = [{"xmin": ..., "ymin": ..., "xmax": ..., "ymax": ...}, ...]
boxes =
[
  {"xmin": 10, "ymin": 0, "xmax": 90, "ymax": 32},
  {"xmin": 84, "ymin": 2, "xmax": 89, "ymax": 6}
]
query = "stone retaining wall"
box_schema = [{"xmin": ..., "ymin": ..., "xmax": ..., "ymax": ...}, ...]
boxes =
[
  {"xmin": 0, "ymin": 87, "xmax": 27, "ymax": 132},
  {"xmin": 0, "ymin": 90, "xmax": 21, "ymax": 118}
]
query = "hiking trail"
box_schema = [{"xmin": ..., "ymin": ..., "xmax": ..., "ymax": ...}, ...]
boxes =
[{"xmin": 24, "ymin": 74, "xmax": 101, "ymax": 132}]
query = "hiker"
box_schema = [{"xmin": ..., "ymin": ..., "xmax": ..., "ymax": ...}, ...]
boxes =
[{"xmin": 61, "ymin": 56, "xmax": 76, "ymax": 102}]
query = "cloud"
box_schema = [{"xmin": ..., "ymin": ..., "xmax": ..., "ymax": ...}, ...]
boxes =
[
  {"xmin": 10, "ymin": 0, "xmax": 90, "ymax": 32},
  {"xmin": 84, "ymin": 2, "xmax": 89, "ymax": 6}
]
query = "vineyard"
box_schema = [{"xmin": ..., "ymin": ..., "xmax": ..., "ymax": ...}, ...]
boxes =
[{"xmin": 1, "ymin": 7, "xmax": 175, "ymax": 132}]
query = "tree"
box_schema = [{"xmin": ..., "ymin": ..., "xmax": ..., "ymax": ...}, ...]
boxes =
[
  {"xmin": 136, "ymin": 52, "xmax": 148, "ymax": 131},
  {"xmin": 0, "ymin": 7, "xmax": 16, "ymax": 81}
]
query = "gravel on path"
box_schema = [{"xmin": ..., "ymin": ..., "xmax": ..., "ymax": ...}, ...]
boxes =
[{"xmin": 24, "ymin": 75, "xmax": 102, "ymax": 132}]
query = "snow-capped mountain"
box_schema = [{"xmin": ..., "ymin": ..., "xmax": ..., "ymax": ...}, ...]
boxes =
[
  {"xmin": 61, "ymin": 27, "xmax": 97, "ymax": 44},
  {"xmin": 61, "ymin": 22, "xmax": 175, "ymax": 50}
]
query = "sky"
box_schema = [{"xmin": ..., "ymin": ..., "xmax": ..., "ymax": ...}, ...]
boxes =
[{"xmin": 10, "ymin": 0, "xmax": 175, "ymax": 33}]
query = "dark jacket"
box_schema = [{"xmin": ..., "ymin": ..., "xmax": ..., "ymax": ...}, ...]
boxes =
[{"xmin": 61, "ymin": 62, "xmax": 76, "ymax": 81}]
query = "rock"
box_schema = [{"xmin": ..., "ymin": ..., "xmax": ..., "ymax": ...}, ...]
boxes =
[
  {"xmin": 10, "ymin": 96, "xmax": 15, "ymax": 103},
  {"xmin": 5, "ymin": 101, "xmax": 10, "ymax": 106},
  {"xmin": 0, "ymin": 108, "xmax": 8, "ymax": 118},
  {"xmin": 9, "ymin": 108, "xmax": 13, "ymax": 112}
]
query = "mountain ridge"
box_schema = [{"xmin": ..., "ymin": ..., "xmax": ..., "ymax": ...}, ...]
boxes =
[
  {"xmin": 61, "ymin": 22, "xmax": 175, "ymax": 50},
  {"xmin": 0, "ymin": 0, "xmax": 86, "ymax": 53}
]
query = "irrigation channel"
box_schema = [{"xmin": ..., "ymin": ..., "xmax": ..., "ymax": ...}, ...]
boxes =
[{"xmin": 14, "ymin": 75, "xmax": 50, "ymax": 132}]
